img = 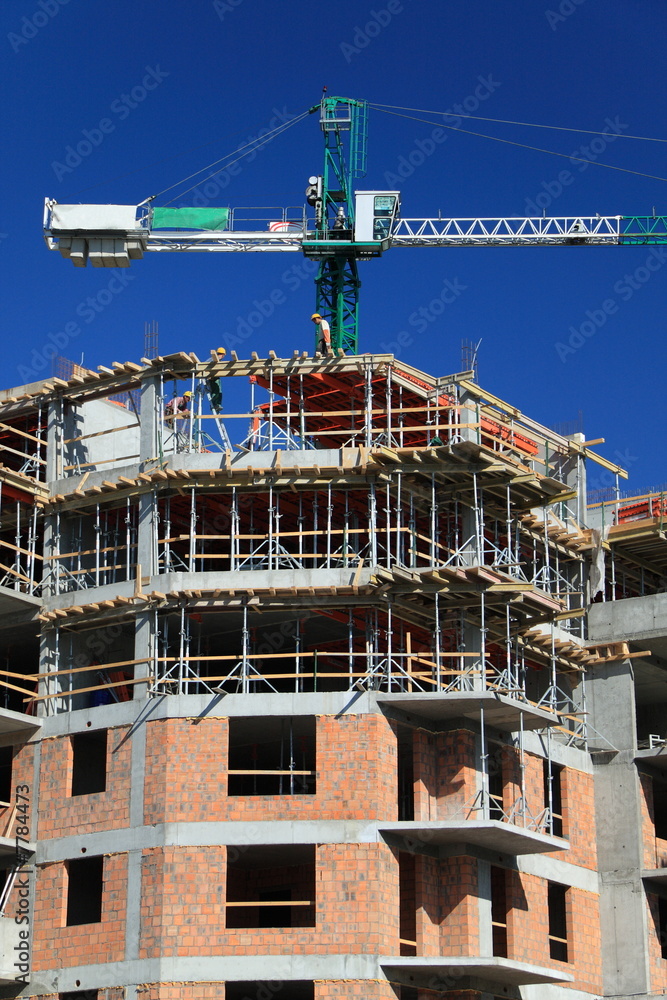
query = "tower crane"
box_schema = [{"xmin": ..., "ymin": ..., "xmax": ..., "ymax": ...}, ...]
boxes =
[{"xmin": 43, "ymin": 95, "xmax": 667, "ymax": 355}]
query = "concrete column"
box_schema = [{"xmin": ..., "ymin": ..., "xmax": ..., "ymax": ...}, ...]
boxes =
[
  {"xmin": 586, "ymin": 659, "xmax": 637, "ymax": 753},
  {"xmin": 45, "ymin": 398, "xmax": 61, "ymax": 482},
  {"xmin": 588, "ymin": 659, "xmax": 650, "ymax": 996},
  {"xmin": 133, "ymin": 610, "xmax": 153, "ymax": 701},
  {"xmin": 458, "ymin": 387, "xmax": 479, "ymax": 445},
  {"xmin": 41, "ymin": 512, "xmax": 57, "ymax": 597},
  {"xmin": 135, "ymin": 375, "xmax": 160, "ymax": 584},
  {"xmin": 139, "ymin": 374, "xmax": 158, "ymax": 467},
  {"xmin": 136, "ymin": 490, "xmax": 156, "ymax": 580},
  {"xmin": 37, "ymin": 629, "xmax": 64, "ymax": 718},
  {"xmin": 563, "ymin": 432, "xmax": 587, "ymax": 526}
]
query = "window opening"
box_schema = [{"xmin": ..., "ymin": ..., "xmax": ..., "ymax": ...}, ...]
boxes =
[
  {"xmin": 0, "ymin": 747, "xmax": 12, "ymax": 805},
  {"xmin": 488, "ymin": 758, "xmax": 504, "ymax": 821},
  {"xmin": 397, "ymin": 725, "xmax": 414, "ymax": 821},
  {"xmin": 658, "ymin": 896, "xmax": 667, "ymax": 960},
  {"xmin": 543, "ymin": 759, "xmax": 565, "ymax": 837},
  {"xmin": 226, "ymin": 985, "xmax": 313, "ymax": 1000},
  {"xmin": 228, "ymin": 717, "xmax": 315, "ymax": 795},
  {"xmin": 66, "ymin": 856, "xmax": 103, "ymax": 926},
  {"xmin": 226, "ymin": 845, "xmax": 315, "ymax": 928},
  {"xmin": 548, "ymin": 881, "xmax": 569, "ymax": 962},
  {"xmin": 71, "ymin": 730, "xmax": 107, "ymax": 796},
  {"xmin": 491, "ymin": 865, "xmax": 508, "ymax": 957},
  {"xmin": 653, "ymin": 778, "xmax": 667, "ymax": 841}
]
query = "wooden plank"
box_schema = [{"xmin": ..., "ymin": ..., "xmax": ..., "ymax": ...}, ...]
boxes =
[
  {"xmin": 0, "ymin": 422, "xmax": 43, "ymax": 445},
  {"xmin": 225, "ymin": 900, "xmax": 313, "ymax": 907},
  {"xmin": 64, "ymin": 422, "xmax": 140, "ymax": 445},
  {"xmin": 28, "ymin": 675, "xmax": 151, "ymax": 702},
  {"xmin": 0, "ymin": 443, "xmax": 46, "ymax": 465},
  {"xmin": 63, "ymin": 453, "xmax": 140, "ymax": 472},
  {"xmin": 227, "ymin": 770, "xmax": 314, "ymax": 776}
]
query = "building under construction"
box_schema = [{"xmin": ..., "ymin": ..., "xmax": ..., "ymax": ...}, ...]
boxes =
[{"xmin": 0, "ymin": 349, "xmax": 664, "ymax": 1000}]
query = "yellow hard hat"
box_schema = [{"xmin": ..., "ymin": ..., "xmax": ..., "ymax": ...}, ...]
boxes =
[
  {"xmin": 183, "ymin": 391, "xmax": 192, "ymax": 397},
  {"xmin": 311, "ymin": 313, "xmax": 321, "ymax": 320},
  {"xmin": 216, "ymin": 347, "xmax": 226, "ymax": 356}
]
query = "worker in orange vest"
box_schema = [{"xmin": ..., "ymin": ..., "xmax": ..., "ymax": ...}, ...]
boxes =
[{"xmin": 312, "ymin": 313, "xmax": 332, "ymax": 357}]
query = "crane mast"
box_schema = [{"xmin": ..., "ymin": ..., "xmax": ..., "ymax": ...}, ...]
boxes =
[
  {"xmin": 309, "ymin": 97, "xmax": 368, "ymax": 355},
  {"xmin": 42, "ymin": 96, "xmax": 667, "ymax": 355}
]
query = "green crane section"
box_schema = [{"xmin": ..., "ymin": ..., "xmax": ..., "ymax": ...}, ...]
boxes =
[
  {"xmin": 305, "ymin": 97, "xmax": 369, "ymax": 355},
  {"xmin": 619, "ymin": 216, "xmax": 667, "ymax": 243}
]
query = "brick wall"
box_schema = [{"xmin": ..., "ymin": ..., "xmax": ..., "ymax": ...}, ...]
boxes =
[
  {"xmin": 438, "ymin": 856, "xmax": 478, "ymax": 957},
  {"xmin": 412, "ymin": 729, "xmax": 436, "ymax": 821},
  {"xmin": 505, "ymin": 872, "xmax": 602, "ymax": 994},
  {"xmin": 436, "ymin": 729, "xmax": 478, "ymax": 820},
  {"xmin": 29, "ymin": 853, "xmax": 127, "ymax": 971},
  {"xmin": 143, "ymin": 715, "xmax": 396, "ymax": 825},
  {"xmin": 137, "ymin": 987, "xmax": 224, "ymax": 1000},
  {"xmin": 139, "ymin": 843, "xmax": 398, "ymax": 958},
  {"xmin": 35, "ymin": 727, "xmax": 132, "ymax": 839},
  {"xmin": 315, "ymin": 982, "xmax": 397, "ymax": 1000},
  {"xmin": 523, "ymin": 753, "xmax": 597, "ymax": 868},
  {"xmin": 415, "ymin": 854, "xmax": 440, "ymax": 956}
]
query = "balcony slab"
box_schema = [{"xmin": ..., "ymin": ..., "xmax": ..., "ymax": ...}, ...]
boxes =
[
  {"xmin": 381, "ymin": 956, "xmax": 573, "ymax": 988},
  {"xmin": 378, "ymin": 691, "xmax": 558, "ymax": 731},
  {"xmin": 379, "ymin": 820, "xmax": 568, "ymax": 856}
]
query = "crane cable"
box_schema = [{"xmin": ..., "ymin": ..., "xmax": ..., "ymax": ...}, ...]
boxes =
[
  {"xmin": 67, "ymin": 110, "xmax": 310, "ymax": 198},
  {"xmin": 147, "ymin": 107, "xmax": 312, "ymax": 206},
  {"xmin": 369, "ymin": 102, "xmax": 667, "ymax": 144},
  {"xmin": 369, "ymin": 105, "xmax": 667, "ymax": 184}
]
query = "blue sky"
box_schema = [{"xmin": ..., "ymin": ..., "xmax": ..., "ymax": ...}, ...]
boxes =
[{"xmin": 1, "ymin": 0, "xmax": 666, "ymax": 497}]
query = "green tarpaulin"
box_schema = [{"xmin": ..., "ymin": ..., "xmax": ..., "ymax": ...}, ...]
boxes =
[{"xmin": 151, "ymin": 207, "xmax": 229, "ymax": 231}]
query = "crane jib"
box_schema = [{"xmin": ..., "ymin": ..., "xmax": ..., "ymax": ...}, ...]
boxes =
[{"xmin": 41, "ymin": 95, "xmax": 667, "ymax": 354}]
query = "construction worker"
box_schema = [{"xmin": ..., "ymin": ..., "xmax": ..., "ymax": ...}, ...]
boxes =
[
  {"xmin": 312, "ymin": 313, "xmax": 332, "ymax": 357},
  {"xmin": 164, "ymin": 390, "xmax": 192, "ymax": 423},
  {"xmin": 208, "ymin": 347, "xmax": 226, "ymax": 411}
]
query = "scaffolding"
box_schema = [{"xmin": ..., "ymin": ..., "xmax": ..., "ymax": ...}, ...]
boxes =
[{"xmin": 0, "ymin": 352, "xmax": 640, "ymax": 782}]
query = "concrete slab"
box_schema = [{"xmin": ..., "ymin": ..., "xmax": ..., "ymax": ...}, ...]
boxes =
[
  {"xmin": 381, "ymin": 956, "xmax": 573, "ymax": 987},
  {"xmin": 0, "ymin": 836, "xmax": 34, "ymax": 860},
  {"xmin": 588, "ymin": 593, "xmax": 667, "ymax": 647},
  {"xmin": 0, "ymin": 585, "xmax": 41, "ymax": 617},
  {"xmin": 377, "ymin": 691, "xmax": 558, "ymax": 730},
  {"xmin": 0, "ymin": 707, "xmax": 41, "ymax": 744},
  {"xmin": 635, "ymin": 747, "xmax": 667, "ymax": 773},
  {"xmin": 642, "ymin": 868, "xmax": 667, "ymax": 886},
  {"xmin": 378, "ymin": 820, "xmax": 568, "ymax": 856}
]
